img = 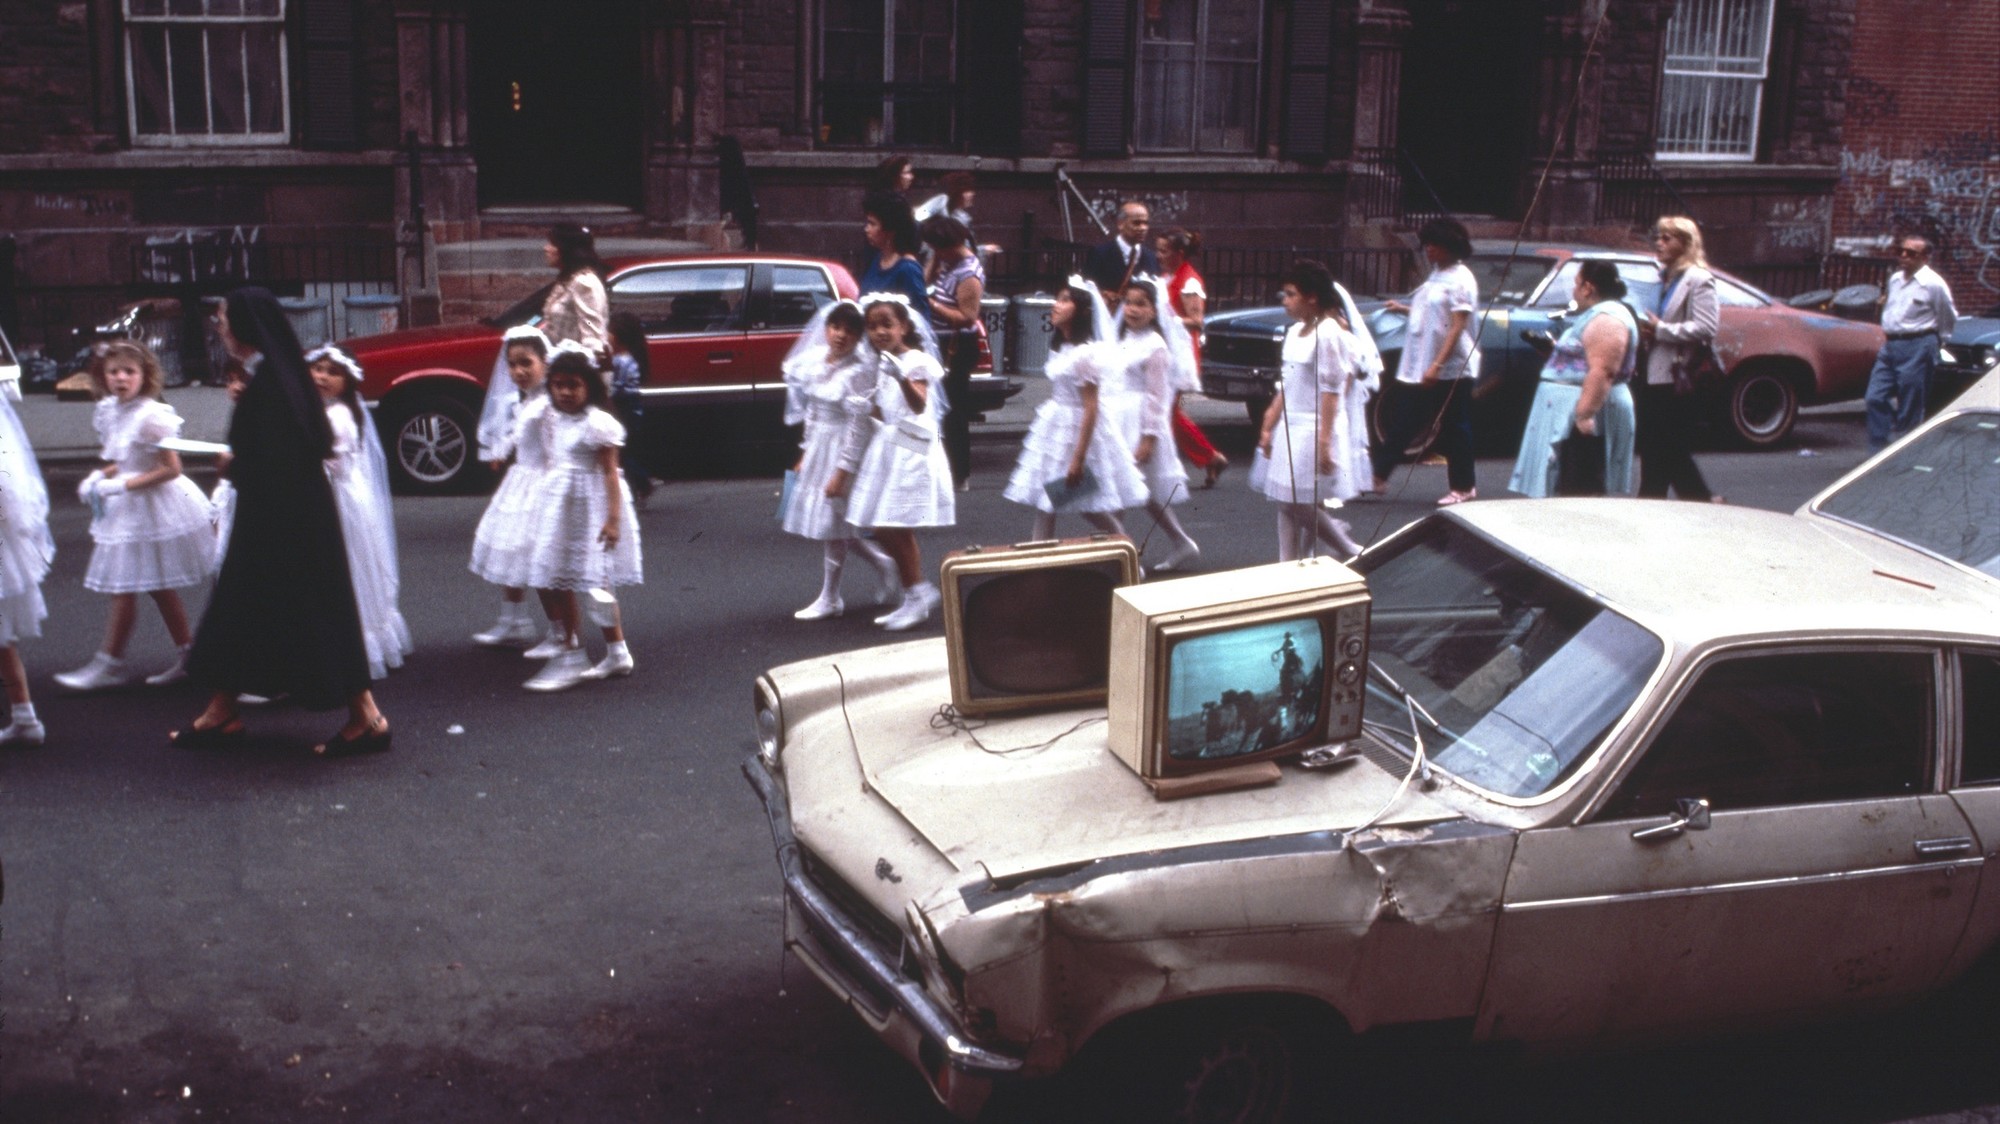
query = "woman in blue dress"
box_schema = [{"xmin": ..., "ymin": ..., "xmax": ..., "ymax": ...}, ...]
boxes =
[
  {"xmin": 1508, "ymin": 259, "xmax": 1639, "ymax": 497},
  {"xmin": 859, "ymin": 191, "xmax": 927, "ymax": 311}
]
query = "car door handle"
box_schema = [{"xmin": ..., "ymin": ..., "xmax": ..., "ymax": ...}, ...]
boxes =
[
  {"xmin": 1914, "ymin": 836, "xmax": 1975, "ymax": 857},
  {"xmin": 707, "ymin": 351, "xmax": 735, "ymax": 363}
]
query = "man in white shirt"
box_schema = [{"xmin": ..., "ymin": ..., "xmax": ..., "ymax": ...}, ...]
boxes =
[{"xmin": 1865, "ymin": 236, "xmax": 1958, "ymax": 448}]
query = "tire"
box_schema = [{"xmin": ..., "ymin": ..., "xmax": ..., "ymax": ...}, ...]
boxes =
[
  {"xmin": 386, "ymin": 393, "xmax": 478, "ymax": 493},
  {"xmin": 1081, "ymin": 1001, "xmax": 1338, "ymax": 1124},
  {"xmin": 1722, "ymin": 364, "xmax": 1800, "ymax": 448}
]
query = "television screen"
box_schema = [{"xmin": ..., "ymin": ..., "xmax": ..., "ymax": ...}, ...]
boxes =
[
  {"xmin": 1165, "ymin": 617, "xmax": 1325, "ymax": 762},
  {"xmin": 961, "ymin": 565, "xmax": 1123, "ymax": 697}
]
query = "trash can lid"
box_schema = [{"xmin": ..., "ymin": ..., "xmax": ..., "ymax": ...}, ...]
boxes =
[
  {"xmin": 343, "ymin": 294, "xmax": 401, "ymax": 308},
  {"xmin": 276, "ymin": 296, "xmax": 329, "ymax": 310}
]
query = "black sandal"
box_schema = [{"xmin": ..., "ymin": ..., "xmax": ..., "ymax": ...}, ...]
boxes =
[
  {"xmin": 169, "ymin": 719, "xmax": 246, "ymax": 749},
  {"xmin": 314, "ymin": 717, "xmax": 391, "ymax": 758}
]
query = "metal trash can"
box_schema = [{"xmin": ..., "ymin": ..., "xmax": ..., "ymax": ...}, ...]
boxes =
[
  {"xmin": 129, "ymin": 298, "xmax": 184, "ymax": 386},
  {"xmin": 278, "ymin": 295, "xmax": 333, "ymax": 351},
  {"xmin": 342, "ymin": 293, "xmax": 401, "ymax": 339},
  {"xmin": 979, "ymin": 295, "xmax": 1009, "ymax": 375},
  {"xmin": 1008, "ymin": 293, "xmax": 1057, "ymax": 377}
]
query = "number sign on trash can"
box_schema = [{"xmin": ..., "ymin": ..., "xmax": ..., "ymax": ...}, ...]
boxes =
[
  {"xmin": 1008, "ymin": 293, "xmax": 1056, "ymax": 377},
  {"xmin": 343, "ymin": 294, "xmax": 401, "ymax": 340},
  {"xmin": 980, "ymin": 295, "xmax": 1009, "ymax": 376}
]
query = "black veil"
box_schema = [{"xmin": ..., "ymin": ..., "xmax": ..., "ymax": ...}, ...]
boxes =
[{"xmin": 223, "ymin": 286, "xmax": 334, "ymax": 459}]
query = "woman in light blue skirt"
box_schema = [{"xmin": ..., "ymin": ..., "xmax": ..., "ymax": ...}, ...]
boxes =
[{"xmin": 1509, "ymin": 259, "xmax": 1639, "ymax": 498}]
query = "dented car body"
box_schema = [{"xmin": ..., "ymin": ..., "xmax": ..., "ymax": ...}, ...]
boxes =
[{"xmin": 747, "ymin": 372, "xmax": 2000, "ymax": 1120}]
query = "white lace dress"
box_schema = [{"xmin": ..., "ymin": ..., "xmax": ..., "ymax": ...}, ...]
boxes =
[
  {"xmin": 1105, "ymin": 332, "xmax": 1191, "ymax": 506},
  {"xmin": 324, "ymin": 403, "xmax": 411, "ymax": 680},
  {"xmin": 469, "ymin": 392, "xmax": 551, "ymax": 587},
  {"xmin": 845, "ymin": 350, "xmax": 957, "ymax": 529},
  {"xmin": 523, "ymin": 405, "xmax": 643, "ymax": 590},
  {"xmin": 83, "ymin": 397, "xmax": 215, "ymax": 593},
  {"xmin": 1254, "ymin": 318, "xmax": 1363, "ymax": 504},
  {"xmin": 1002, "ymin": 342, "xmax": 1149, "ymax": 513},
  {"xmin": 0, "ymin": 398, "xmax": 51, "ymax": 645},
  {"xmin": 779, "ymin": 346, "xmax": 874, "ymax": 541}
]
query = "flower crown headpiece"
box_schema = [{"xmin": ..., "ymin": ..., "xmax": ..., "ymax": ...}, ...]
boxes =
[
  {"xmin": 1066, "ymin": 273, "xmax": 1094, "ymax": 292},
  {"xmin": 502, "ymin": 324, "xmax": 552, "ymax": 350},
  {"xmin": 549, "ymin": 338, "xmax": 598, "ymax": 364},
  {"xmin": 304, "ymin": 344, "xmax": 363, "ymax": 384},
  {"xmin": 1127, "ymin": 271, "xmax": 1165, "ymax": 294},
  {"xmin": 859, "ymin": 291, "xmax": 914, "ymax": 311}
]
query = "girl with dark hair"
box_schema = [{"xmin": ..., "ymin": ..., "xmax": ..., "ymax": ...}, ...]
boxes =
[
  {"xmin": 921, "ymin": 213, "xmax": 984, "ymax": 488},
  {"xmin": 176, "ymin": 286, "xmax": 389, "ymax": 756},
  {"xmin": 470, "ymin": 326, "xmax": 556, "ymax": 649},
  {"xmin": 607, "ymin": 311, "xmax": 656, "ymax": 504},
  {"xmin": 779, "ymin": 300, "xmax": 901, "ymax": 620},
  {"xmin": 521, "ymin": 346, "xmax": 643, "ymax": 691},
  {"xmin": 1111, "ymin": 277, "xmax": 1202, "ymax": 570},
  {"xmin": 1508, "ymin": 259, "xmax": 1638, "ymax": 497},
  {"xmin": 1372, "ymin": 216, "xmax": 1479, "ymax": 505},
  {"xmin": 860, "ymin": 193, "xmax": 928, "ymax": 312},
  {"xmin": 1253, "ymin": 261, "xmax": 1365, "ymax": 560},
  {"xmin": 1002, "ymin": 278, "xmax": 1147, "ymax": 538},
  {"xmin": 307, "ymin": 345, "xmax": 411, "ymax": 681},
  {"xmin": 541, "ymin": 223, "xmax": 609, "ymax": 359},
  {"xmin": 1154, "ymin": 227, "xmax": 1228, "ymax": 488},
  {"xmin": 56, "ymin": 340, "xmax": 213, "ymax": 692}
]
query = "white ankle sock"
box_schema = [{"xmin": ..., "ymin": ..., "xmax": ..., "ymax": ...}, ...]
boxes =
[
  {"xmin": 12, "ymin": 702, "xmax": 35, "ymax": 723},
  {"xmin": 605, "ymin": 640, "xmax": 630, "ymax": 660}
]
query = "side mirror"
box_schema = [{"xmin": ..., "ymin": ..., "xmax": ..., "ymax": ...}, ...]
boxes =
[{"xmin": 1631, "ymin": 796, "xmax": 1711, "ymax": 842}]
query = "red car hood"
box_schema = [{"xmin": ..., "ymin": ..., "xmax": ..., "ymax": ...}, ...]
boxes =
[{"xmin": 339, "ymin": 321, "xmax": 501, "ymax": 360}]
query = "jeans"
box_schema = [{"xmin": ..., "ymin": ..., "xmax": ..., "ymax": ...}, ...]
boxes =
[
  {"xmin": 1864, "ymin": 335, "xmax": 1937, "ymax": 449},
  {"xmin": 940, "ymin": 333, "xmax": 978, "ymax": 484}
]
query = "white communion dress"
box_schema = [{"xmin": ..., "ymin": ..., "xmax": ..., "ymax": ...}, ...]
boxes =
[
  {"xmin": 845, "ymin": 349, "xmax": 957, "ymax": 529},
  {"xmin": 325, "ymin": 402, "xmax": 412, "ymax": 680},
  {"xmin": 779, "ymin": 345, "xmax": 875, "ymax": 541},
  {"xmin": 469, "ymin": 390, "xmax": 552, "ymax": 588},
  {"xmin": 523, "ymin": 404, "xmax": 643, "ymax": 591},
  {"xmin": 83, "ymin": 396, "xmax": 215, "ymax": 593},
  {"xmin": 0, "ymin": 385, "xmax": 52, "ymax": 644},
  {"xmin": 1255, "ymin": 318, "xmax": 1363, "ymax": 504},
  {"xmin": 1107, "ymin": 331, "xmax": 1191, "ymax": 506},
  {"xmin": 1002, "ymin": 341, "xmax": 1149, "ymax": 513}
]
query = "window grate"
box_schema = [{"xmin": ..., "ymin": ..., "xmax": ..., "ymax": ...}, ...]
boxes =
[{"xmin": 1656, "ymin": 0, "xmax": 1772, "ymax": 160}]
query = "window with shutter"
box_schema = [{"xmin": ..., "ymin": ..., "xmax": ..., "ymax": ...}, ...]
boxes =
[
  {"xmin": 1082, "ymin": 0, "xmax": 1131, "ymax": 156},
  {"xmin": 124, "ymin": 0, "xmax": 291, "ymax": 146},
  {"xmin": 1131, "ymin": 0, "xmax": 1264, "ymax": 155},
  {"xmin": 1281, "ymin": 0, "xmax": 1331, "ymax": 161},
  {"xmin": 298, "ymin": 0, "xmax": 358, "ymax": 150}
]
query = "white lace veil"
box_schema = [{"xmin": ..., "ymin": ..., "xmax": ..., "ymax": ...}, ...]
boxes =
[
  {"xmin": 1334, "ymin": 282, "xmax": 1385, "ymax": 391},
  {"xmin": 0, "ymin": 365, "xmax": 52, "ymax": 592},
  {"xmin": 1056, "ymin": 274, "xmax": 1119, "ymax": 350},
  {"xmin": 306, "ymin": 344, "xmax": 400, "ymax": 581},
  {"xmin": 780, "ymin": 299, "xmax": 875, "ymax": 425},
  {"xmin": 1125, "ymin": 273, "xmax": 1200, "ymax": 392},
  {"xmin": 859, "ymin": 291, "xmax": 946, "ymax": 414},
  {"xmin": 479, "ymin": 325, "xmax": 550, "ymax": 460}
]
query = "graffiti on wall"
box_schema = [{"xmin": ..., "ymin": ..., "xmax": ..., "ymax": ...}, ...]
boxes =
[
  {"xmin": 1840, "ymin": 131, "xmax": 2000, "ymax": 294},
  {"xmin": 1084, "ymin": 189, "xmax": 1191, "ymax": 226},
  {"xmin": 137, "ymin": 227, "xmax": 262, "ymax": 285}
]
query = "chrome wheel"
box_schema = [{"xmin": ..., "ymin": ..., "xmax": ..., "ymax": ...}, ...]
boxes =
[
  {"xmin": 1726, "ymin": 366, "xmax": 1799, "ymax": 448},
  {"xmin": 391, "ymin": 396, "xmax": 475, "ymax": 490}
]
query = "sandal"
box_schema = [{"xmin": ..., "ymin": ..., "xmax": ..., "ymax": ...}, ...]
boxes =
[
  {"xmin": 169, "ymin": 718, "xmax": 246, "ymax": 749},
  {"xmin": 314, "ymin": 717, "xmax": 391, "ymax": 759},
  {"xmin": 1436, "ymin": 489, "xmax": 1477, "ymax": 507},
  {"xmin": 1202, "ymin": 456, "xmax": 1230, "ymax": 489}
]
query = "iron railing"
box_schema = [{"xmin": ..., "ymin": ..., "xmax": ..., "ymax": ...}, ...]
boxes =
[
  {"xmin": 1350, "ymin": 147, "xmax": 1451, "ymax": 230},
  {"xmin": 1598, "ymin": 152, "xmax": 1699, "ymax": 229}
]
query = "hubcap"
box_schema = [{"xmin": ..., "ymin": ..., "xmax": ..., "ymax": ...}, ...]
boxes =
[
  {"xmin": 1181, "ymin": 1025, "xmax": 1293, "ymax": 1124},
  {"xmin": 398, "ymin": 412, "xmax": 467, "ymax": 484},
  {"xmin": 1736, "ymin": 375, "xmax": 1791, "ymax": 438}
]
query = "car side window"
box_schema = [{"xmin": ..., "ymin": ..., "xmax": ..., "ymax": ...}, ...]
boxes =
[
  {"xmin": 1533, "ymin": 261, "xmax": 1661, "ymax": 311},
  {"xmin": 610, "ymin": 265, "xmax": 750, "ymax": 335},
  {"xmin": 768, "ymin": 265, "xmax": 836, "ymax": 330},
  {"xmin": 1714, "ymin": 277, "xmax": 1768, "ymax": 308},
  {"xmin": 1532, "ymin": 262, "xmax": 1579, "ymax": 308},
  {"xmin": 1959, "ymin": 652, "xmax": 2000, "ymax": 785},
  {"xmin": 1601, "ymin": 651, "xmax": 1934, "ymax": 819}
]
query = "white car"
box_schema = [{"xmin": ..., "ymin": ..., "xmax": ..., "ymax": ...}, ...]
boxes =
[{"xmin": 748, "ymin": 371, "xmax": 2000, "ymax": 1122}]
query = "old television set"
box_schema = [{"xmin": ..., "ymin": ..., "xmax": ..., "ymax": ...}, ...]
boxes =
[
  {"xmin": 1107, "ymin": 557, "xmax": 1371, "ymax": 784},
  {"xmin": 941, "ymin": 536, "xmax": 1142, "ymax": 715}
]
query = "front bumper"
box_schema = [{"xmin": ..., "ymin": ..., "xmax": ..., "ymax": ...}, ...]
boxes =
[
  {"xmin": 1199, "ymin": 362, "xmax": 1278, "ymax": 403},
  {"xmin": 742, "ymin": 756, "xmax": 1024, "ymax": 1118}
]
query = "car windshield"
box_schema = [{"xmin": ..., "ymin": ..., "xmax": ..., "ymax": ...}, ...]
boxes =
[
  {"xmin": 1354, "ymin": 519, "xmax": 1663, "ymax": 798},
  {"xmin": 1811, "ymin": 412, "xmax": 2000, "ymax": 578},
  {"xmin": 1466, "ymin": 255, "xmax": 1556, "ymax": 304}
]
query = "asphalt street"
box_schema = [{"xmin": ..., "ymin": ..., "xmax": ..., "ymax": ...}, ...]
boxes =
[{"xmin": 2, "ymin": 395, "xmax": 1998, "ymax": 1124}]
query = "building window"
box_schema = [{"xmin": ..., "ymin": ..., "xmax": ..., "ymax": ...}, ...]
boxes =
[
  {"xmin": 124, "ymin": 0, "xmax": 290, "ymax": 145},
  {"xmin": 1134, "ymin": 0, "xmax": 1262, "ymax": 153},
  {"xmin": 1656, "ymin": 0, "xmax": 1773, "ymax": 161},
  {"xmin": 818, "ymin": 0, "xmax": 955, "ymax": 148}
]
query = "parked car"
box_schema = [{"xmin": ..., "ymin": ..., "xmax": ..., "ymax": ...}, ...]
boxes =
[
  {"xmin": 746, "ymin": 368, "xmax": 2000, "ymax": 1122},
  {"xmin": 1202, "ymin": 242, "xmax": 1885, "ymax": 449},
  {"xmin": 339, "ymin": 253, "xmax": 1019, "ymax": 492},
  {"xmin": 1940, "ymin": 311, "xmax": 2000, "ymax": 409}
]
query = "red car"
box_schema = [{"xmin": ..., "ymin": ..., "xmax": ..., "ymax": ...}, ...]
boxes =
[{"xmin": 341, "ymin": 253, "xmax": 1015, "ymax": 492}]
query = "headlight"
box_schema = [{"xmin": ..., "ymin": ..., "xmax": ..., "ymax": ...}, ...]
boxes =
[{"xmin": 753, "ymin": 676, "xmax": 783, "ymax": 769}]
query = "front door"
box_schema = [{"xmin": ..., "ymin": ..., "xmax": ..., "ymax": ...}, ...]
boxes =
[
  {"xmin": 1478, "ymin": 647, "xmax": 1979, "ymax": 1042},
  {"xmin": 469, "ymin": 0, "xmax": 644, "ymax": 207}
]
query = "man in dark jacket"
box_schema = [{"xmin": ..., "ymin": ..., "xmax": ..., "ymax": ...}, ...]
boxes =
[{"xmin": 1083, "ymin": 201, "xmax": 1160, "ymax": 307}]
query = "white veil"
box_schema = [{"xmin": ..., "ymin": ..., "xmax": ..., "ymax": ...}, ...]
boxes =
[
  {"xmin": 306, "ymin": 344, "xmax": 400, "ymax": 581},
  {"xmin": 1058, "ymin": 273, "xmax": 1120, "ymax": 349},
  {"xmin": 858, "ymin": 291, "xmax": 946, "ymax": 415},
  {"xmin": 1334, "ymin": 282, "xmax": 1385, "ymax": 391},
  {"xmin": 781, "ymin": 299, "xmax": 875, "ymax": 425},
  {"xmin": 1128, "ymin": 273, "xmax": 1201, "ymax": 392},
  {"xmin": 479, "ymin": 325, "xmax": 550, "ymax": 460},
  {"xmin": 0, "ymin": 367, "xmax": 52, "ymax": 597}
]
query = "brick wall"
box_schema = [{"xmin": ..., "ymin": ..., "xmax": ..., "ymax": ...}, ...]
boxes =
[
  {"xmin": 1835, "ymin": 0, "xmax": 2000, "ymax": 309},
  {"xmin": 0, "ymin": 2, "xmax": 107, "ymax": 153}
]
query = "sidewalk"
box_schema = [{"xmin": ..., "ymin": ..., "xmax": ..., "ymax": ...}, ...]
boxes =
[{"xmin": 17, "ymin": 385, "xmax": 236, "ymax": 465}]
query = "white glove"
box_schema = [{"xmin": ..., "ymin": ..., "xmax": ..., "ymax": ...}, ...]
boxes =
[
  {"xmin": 94, "ymin": 476, "xmax": 128, "ymax": 498},
  {"xmin": 842, "ymin": 394, "xmax": 874, "ymax": 418},
  {"xmin": 77, "ymin": 469, "xmax": 104, "ymax": 504}
]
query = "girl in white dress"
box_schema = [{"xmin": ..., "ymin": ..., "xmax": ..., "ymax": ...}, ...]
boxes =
[
  {"xmin": 56, "ymin": 341, "xmax": 214, "ymax": 692},
  {"xmin": 308, "ymin": 346, "xmax": 413, "ymax": 681},
  {"xmin": 470, "ymin": 325, "xmax": 556, "ymax": 649},
  {"xmin": 1253, "ymin": 261, "xmax": 1365, "ymax": 561},
  {"xmin": 1002, "ymin": 277, "xmax": 1148, "ymax": 539},
  {"xmin": 780, "ymin": 300, "xmax": 902, "ymax": 621},
  {"xmin": 1110, "ymin": 277, "xmax": 1202, "ymax": 571},
  {"xmin": 844, "ymin": 293, "xmax": 956, "ymax": 632},
  {"xmin": 521, "ymin": 346, "xmax": 642, "ymax": 691},
  {"xmin": 0, "ymin": 365, "xmax": 54, "ymax": 744}
]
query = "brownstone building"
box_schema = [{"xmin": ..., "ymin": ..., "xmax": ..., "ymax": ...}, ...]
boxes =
[{"xmin": 0, "ymin": 0, "xmax": 1887, "ymax": 352}]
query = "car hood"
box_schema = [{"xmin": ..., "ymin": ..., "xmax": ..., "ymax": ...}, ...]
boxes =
[
  {"xmin": 1951, "ymin": 316, "xmax": 2000, "ymax": 347},
  {"xmin": 339, "ymin": 321, "xmax": 500, "ymax": 359},
  {"xmin": 773, "ymin": 638, "xmax": 1462, "ymax": 882}
]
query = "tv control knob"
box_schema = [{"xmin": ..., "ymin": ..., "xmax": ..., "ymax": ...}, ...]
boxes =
[
  {"xmin": 1337, "ymin": 662, "xmax": 1360, "ymax": 686},
  {"xmin": 1342, "ymin": 636, "xmax": 1364, "ymax": 659}
]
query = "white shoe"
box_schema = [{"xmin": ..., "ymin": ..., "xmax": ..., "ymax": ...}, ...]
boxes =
[
  {"xmin": 522, "ymin": 629, "xmax": 569, "ymax": 660},
  {"xmin": 146, "ymin": 646, "xmax": 192, "ymax": 686},
  {"xmin": 0, "ymin": 720, "xmax": 45, "ymax": 747},
  {"xmin": 1152, "ymin": 542, "xmax": 1202, "ymax": 573},
  {"xmin": 523, "ymin": 648, "xmax": 589, "ymax": 693},
  {"xmin": 55, "ymin": 653, "xmax": 137, "ymax": 692},
  {"xmin": 472, "ymin": 615, "xmax": 538, "ymax": 648},
  {"xmin": 873, "ymin": 596, "xmax": 905, "ymax": 626},
  {"xmin": 879, "ymin": 592, "xmax": 934, "ymax": 632},
  {"xmin": 793, "ymin": 595, "xmax": 843, "ymax": 621},
  {"xmin": 581, "ymin": 648, "xmax": 635, "ymax": 681}
]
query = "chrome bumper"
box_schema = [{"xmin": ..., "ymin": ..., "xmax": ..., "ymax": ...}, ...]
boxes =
[{"xmin": 741, "ymin": 756, "xmax": 1025, "ymax": 1106}]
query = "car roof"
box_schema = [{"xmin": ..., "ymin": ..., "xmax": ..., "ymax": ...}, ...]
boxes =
[
  {"xmin": 1439, "ymin": 499, "xmax": 2000, "ymax": 646},
  {"xmin": 1468, "ymin": 240, "xmax": 1647, "ymax": 261},
  {"xmin": 599, "ymin": 252, "xmax": 843, "ymax": 274}
]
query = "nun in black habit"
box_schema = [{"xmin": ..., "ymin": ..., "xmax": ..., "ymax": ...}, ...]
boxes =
[{"xmin": 171, "ymin": 287, "xmax": 391, "ymax": 756}]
